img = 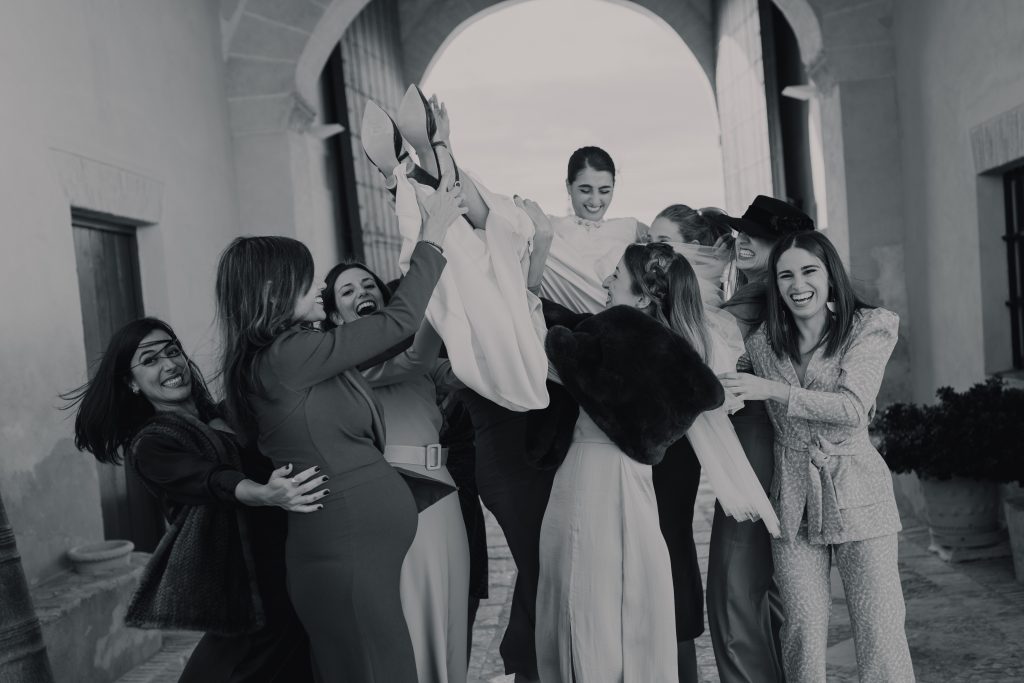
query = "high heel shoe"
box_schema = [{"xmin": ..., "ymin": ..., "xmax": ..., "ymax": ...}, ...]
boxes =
[
  {"xmin": 361, "ymin": 100, "xmax": 408, "ymax": 188},
  {"xmin": 397, "ymin": 84, "xmax": 459, "ymax": 183},
  {"xmin": 397, "ymin": 84, "xmax": 436, "ymax": 153}
]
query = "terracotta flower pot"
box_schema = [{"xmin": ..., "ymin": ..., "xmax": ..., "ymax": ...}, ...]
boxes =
[
  {"xmin": 920, "ymin": 476, "xmax": 1002, "ymax": 550},
  {"xmin": 67, "ymin": 540, "xmax": 135, "ymax": 575}
]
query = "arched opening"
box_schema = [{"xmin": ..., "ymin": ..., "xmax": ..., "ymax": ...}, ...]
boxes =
[
  {"xmin": 419, "ymin": 0, "xmax": 725, "ymax": 221},
  {"xmin": 222, "ymin": 0, "xmax": 837, "ymax": 278}
]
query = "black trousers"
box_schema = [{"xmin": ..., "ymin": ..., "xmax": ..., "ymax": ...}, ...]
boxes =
[
  {"xmin": 706, "ymin": 401, "xmax": 786, "ymax": 683},
  {"xmin": 462, "ymin": 392, "xmax": 556, "ymax": 679},
  {"xmin": 653, "ymin": 436, "xmax": 706, "ymax": 641}
]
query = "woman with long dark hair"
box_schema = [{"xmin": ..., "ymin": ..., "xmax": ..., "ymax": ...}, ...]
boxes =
[
  {"xmin": 214, "ymin": 178, "xmax": 460, "ymax": 683},
  {"xmin": 719, "ymin": 231, "xmax": 914, "ymax": 682},
  {"xmin": 65, "ymin": 317, "xmax": 317, "ymax": 682},
  {"xmin": 321, "ymin": 260, "xmax": 470, "ymax": 683}
]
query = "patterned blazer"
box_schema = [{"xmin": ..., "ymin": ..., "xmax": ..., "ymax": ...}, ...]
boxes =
[{"xmin": 742, "ymin": 307, "xmax": 901, "ymax": 545}]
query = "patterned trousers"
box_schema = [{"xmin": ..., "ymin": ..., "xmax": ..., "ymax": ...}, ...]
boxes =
[{"xmin": 771, "ymin": 530, "xmax": 915, "ymax": 683}]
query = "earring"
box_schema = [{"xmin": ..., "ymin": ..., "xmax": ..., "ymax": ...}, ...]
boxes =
[
  {"xmin": 130, "ymin": 385, "xmax": 140, "ymax": 395},
  {"xmin": 826, "ymin": 286, "xmax": 836, "ymax": 314}
]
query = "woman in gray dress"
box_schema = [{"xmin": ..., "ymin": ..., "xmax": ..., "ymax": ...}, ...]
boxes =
[{"xmin": 215, "ymin": 177, "xmax": 463, "ymax": 682}]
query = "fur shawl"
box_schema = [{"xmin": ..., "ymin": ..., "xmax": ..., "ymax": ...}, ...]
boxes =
[{"xmin": 545, "ymin": 305, "xmax": 725, "ymax": 465}]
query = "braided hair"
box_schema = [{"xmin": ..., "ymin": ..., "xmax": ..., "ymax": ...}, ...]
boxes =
[{"xmin": 621, "ymin": 243, "xmax": 711, "ymax": 363}]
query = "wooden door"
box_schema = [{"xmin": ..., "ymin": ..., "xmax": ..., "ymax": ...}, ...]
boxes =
[{"xmin": 72, "ymin": 215, "xmax": 164, "ymax": 551}]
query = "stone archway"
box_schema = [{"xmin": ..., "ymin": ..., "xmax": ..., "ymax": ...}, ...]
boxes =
[
  {"xmin": 396, "ymin": 0, "xmax": 718, "ymax": 89},
  {"xmin": 219, "ymin": 0, "xmax": 910, "ymax": 405}
]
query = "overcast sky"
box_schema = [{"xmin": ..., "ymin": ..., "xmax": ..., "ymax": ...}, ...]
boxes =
[{"xmin": 421, "ymin": 0, "xmax": 725, "ymax": 223}]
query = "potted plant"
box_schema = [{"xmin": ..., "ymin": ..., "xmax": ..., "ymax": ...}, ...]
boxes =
[{"xmin": 875, "ymin": 377, "xmax": 1024, "ymax": 562}]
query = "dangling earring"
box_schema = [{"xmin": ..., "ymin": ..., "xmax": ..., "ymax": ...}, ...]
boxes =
[
  {"xmin": 130, "ymin": 385, "xmax": 140, "ymax": 395},
  {"xmin": 826, "ymin": 286, "xmax": 837, "ymax": 314}
]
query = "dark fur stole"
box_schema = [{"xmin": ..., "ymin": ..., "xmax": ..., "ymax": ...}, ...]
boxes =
[
  {"xmin": 545, "ymin": 305, "xmax": 725, "ymax": 465},
  {"xmin": 125, "ymin": 412, "xmax": 266, "ymax": 635}
]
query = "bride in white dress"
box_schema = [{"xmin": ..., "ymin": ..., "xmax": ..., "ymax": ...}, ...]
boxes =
[{"xmin": 535, "ymin": 146, "xmax": 647, "ymax": 314}]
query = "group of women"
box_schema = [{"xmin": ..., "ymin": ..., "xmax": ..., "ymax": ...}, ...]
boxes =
[{"xmin": 65, "ymin": 85, "xmax": 915, "ymax": 683}]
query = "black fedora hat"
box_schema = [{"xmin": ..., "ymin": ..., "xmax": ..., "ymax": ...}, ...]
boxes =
[{"xmin": 722, "ymin": 195, "xmax": 815, "ymax": 240}]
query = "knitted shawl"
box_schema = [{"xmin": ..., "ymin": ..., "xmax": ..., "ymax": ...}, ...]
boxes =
[{"xmin": 125, "ymin": 412, "xmax": 266, "ymax": 635}]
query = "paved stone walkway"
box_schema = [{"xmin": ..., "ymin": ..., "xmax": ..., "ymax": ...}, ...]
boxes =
[
  {"xmin": 472, "ymin": 475, "xmax": 1024, "ymax": 683},
  {"xmin": 119, "ymin": 474, "xmax": 1024, "ymax": 683}
]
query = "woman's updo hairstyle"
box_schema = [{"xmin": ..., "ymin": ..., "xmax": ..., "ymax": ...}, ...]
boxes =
[
  {"xmin": 621, "ymin": 243, "xmax": 711, "ymax": 363},
  {"xmin": 655, "ymin": 204, "xmax": 731, "ymax": 247},
  {"xmin": 567, "ymin": 146, "xmax": 616, "ymax": 184}
]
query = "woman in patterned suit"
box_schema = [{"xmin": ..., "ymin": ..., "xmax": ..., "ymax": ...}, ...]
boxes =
[{"xmin": 719, "ymin": 230, "xmax": 914, "ymax": 683}]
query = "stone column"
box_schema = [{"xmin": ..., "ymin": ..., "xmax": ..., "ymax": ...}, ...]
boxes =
[{"xmin": 0, "ymin": 493, "xmax": 54, "ymax": 682}]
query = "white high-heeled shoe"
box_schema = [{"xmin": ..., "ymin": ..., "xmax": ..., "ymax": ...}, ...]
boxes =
[
  {"xmin": 397, "ymin": 84, "xmax": 436, "ymax": 152},
  {"xmin": 360, "ymin": 100, "xmax": 407, "ymax": 188}
]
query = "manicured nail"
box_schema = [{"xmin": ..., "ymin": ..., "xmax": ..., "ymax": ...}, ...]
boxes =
[
  {"xmin": 322, "ymin": 489, "xmax": 330, "ymax": 496},
  {"xmin": 322, "ymin": 476, "xmax": 329, "ymax": 482},
  {"xmin": 314, "ymin": 466, "xmax": 320, "ymax": 472},
  {"xmin": 317, "ymin": 504, "xmax": 324, "ymax": 510}
]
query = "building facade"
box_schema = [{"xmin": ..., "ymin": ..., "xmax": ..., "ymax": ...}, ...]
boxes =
[{"xmin": 2, "ymin": 0, "xmax": 1023, "ymax": 678}]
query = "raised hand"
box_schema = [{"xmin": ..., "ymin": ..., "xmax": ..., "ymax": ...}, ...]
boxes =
[
  {"xmin": 429, "ymin": 94, "xmax": 451, "ymax": 145},
  {"xmin": 419, "ymin": 168, "xmax": 467, "ymax": 246},
  {"xmin": 514, "ymin": 195, "xmax": 553, "ymax": 240},
  {"xmin": 712, "ymin": 233, "xmax": 734, "ymax": 260}
]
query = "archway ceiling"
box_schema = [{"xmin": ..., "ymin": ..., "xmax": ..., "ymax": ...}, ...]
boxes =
[
  {"xmin": 397, "ymin": 0, "xmax": 716, "ymax": 88},
  {"xmin": 218, "ymin": 0, "xmax": 841, "ymax": 137}
]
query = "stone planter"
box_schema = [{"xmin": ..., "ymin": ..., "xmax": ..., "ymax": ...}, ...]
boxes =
[
  {"xmin": 1005, "ymin": 497, "xmax": 1024, "ymax": 583},
  {"xmin": 920, "ymin": 476, "xmax": 1008, "ymax": 561},
  {"xmin": 67, "ymin": 540, "xmax": 135, "ymax": 575}
]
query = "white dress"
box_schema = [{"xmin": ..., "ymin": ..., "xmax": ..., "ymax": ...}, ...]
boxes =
[
  {"xmin": 540, "ymin": 215, "xmax": 640, "ymax": 313},
  {"xmin": 393, "ymin": 167, "xmax": 549, "ymax": 412},
  {"xmin": 536, "ymin": 410, "xmax": 678, "ymax": 683}
]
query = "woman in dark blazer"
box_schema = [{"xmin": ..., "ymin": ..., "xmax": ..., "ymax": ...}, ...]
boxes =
[
  {"xmin": 66, "ymin": 317, "xmax": 318, "ymax": 682},
  {"xmin": 215, "ymin": 180, "xmax": 462, "ymax": 682}
]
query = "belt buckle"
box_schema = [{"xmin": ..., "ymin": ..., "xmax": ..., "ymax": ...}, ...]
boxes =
[{"xmin": 425, "ymin": 444, "xmax": 443, "ymax": 471}]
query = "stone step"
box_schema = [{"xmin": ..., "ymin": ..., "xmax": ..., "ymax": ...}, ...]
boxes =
[
  {"xmin": 31, "ymin": 553, "xmax": 161, "ymax": 683},
  {"xmin": 114, "ymin": 632, "xmax": 200, "ymax": 683}
]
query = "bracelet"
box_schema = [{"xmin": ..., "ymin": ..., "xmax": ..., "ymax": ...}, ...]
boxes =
[
  {"xmin": 430, "ymin": 140, "xmax": 449, "ymax": 149},
  {"xmin": 421, "ymin": 239, "xmax": 444, "ymax": 255}
]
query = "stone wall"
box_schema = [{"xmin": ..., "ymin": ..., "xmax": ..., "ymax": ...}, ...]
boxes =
[
  {"xmin": 891, "ymin": 0, "xmax": 1024, "ymax": 398},
  {"xmin": 714, "ymin": 0, "xmax": 777, "ymax": 213},
  {"xmin": 0, "ymin": 0, "xmax": 240, "ymax": 585}
]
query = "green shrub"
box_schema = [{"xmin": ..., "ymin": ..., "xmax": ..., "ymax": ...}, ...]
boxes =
[{"xmin": 874, "ymin": 377, "xmax": 1024, "ymax": 483}]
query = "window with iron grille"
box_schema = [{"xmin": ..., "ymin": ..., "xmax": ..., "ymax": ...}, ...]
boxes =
[{"xmin": 1005, "ymin": 167, "xmax": 1024, "ymax": 370}]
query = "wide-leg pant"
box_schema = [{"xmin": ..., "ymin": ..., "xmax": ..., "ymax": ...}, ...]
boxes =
[
  {"xmin": 706, "ymin": 401, "xmax": 785, "ymax": 683},
  {"xmin": 772, "ymin": 530, "xmax": 915, "ymax": 683},
  {"xmin": 399, "ymin": 474, "xmax": 470, "ymax": 683},
  {"xmin": 463, "ymin": 392, "xmax": 556, "ymax": 678}
]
